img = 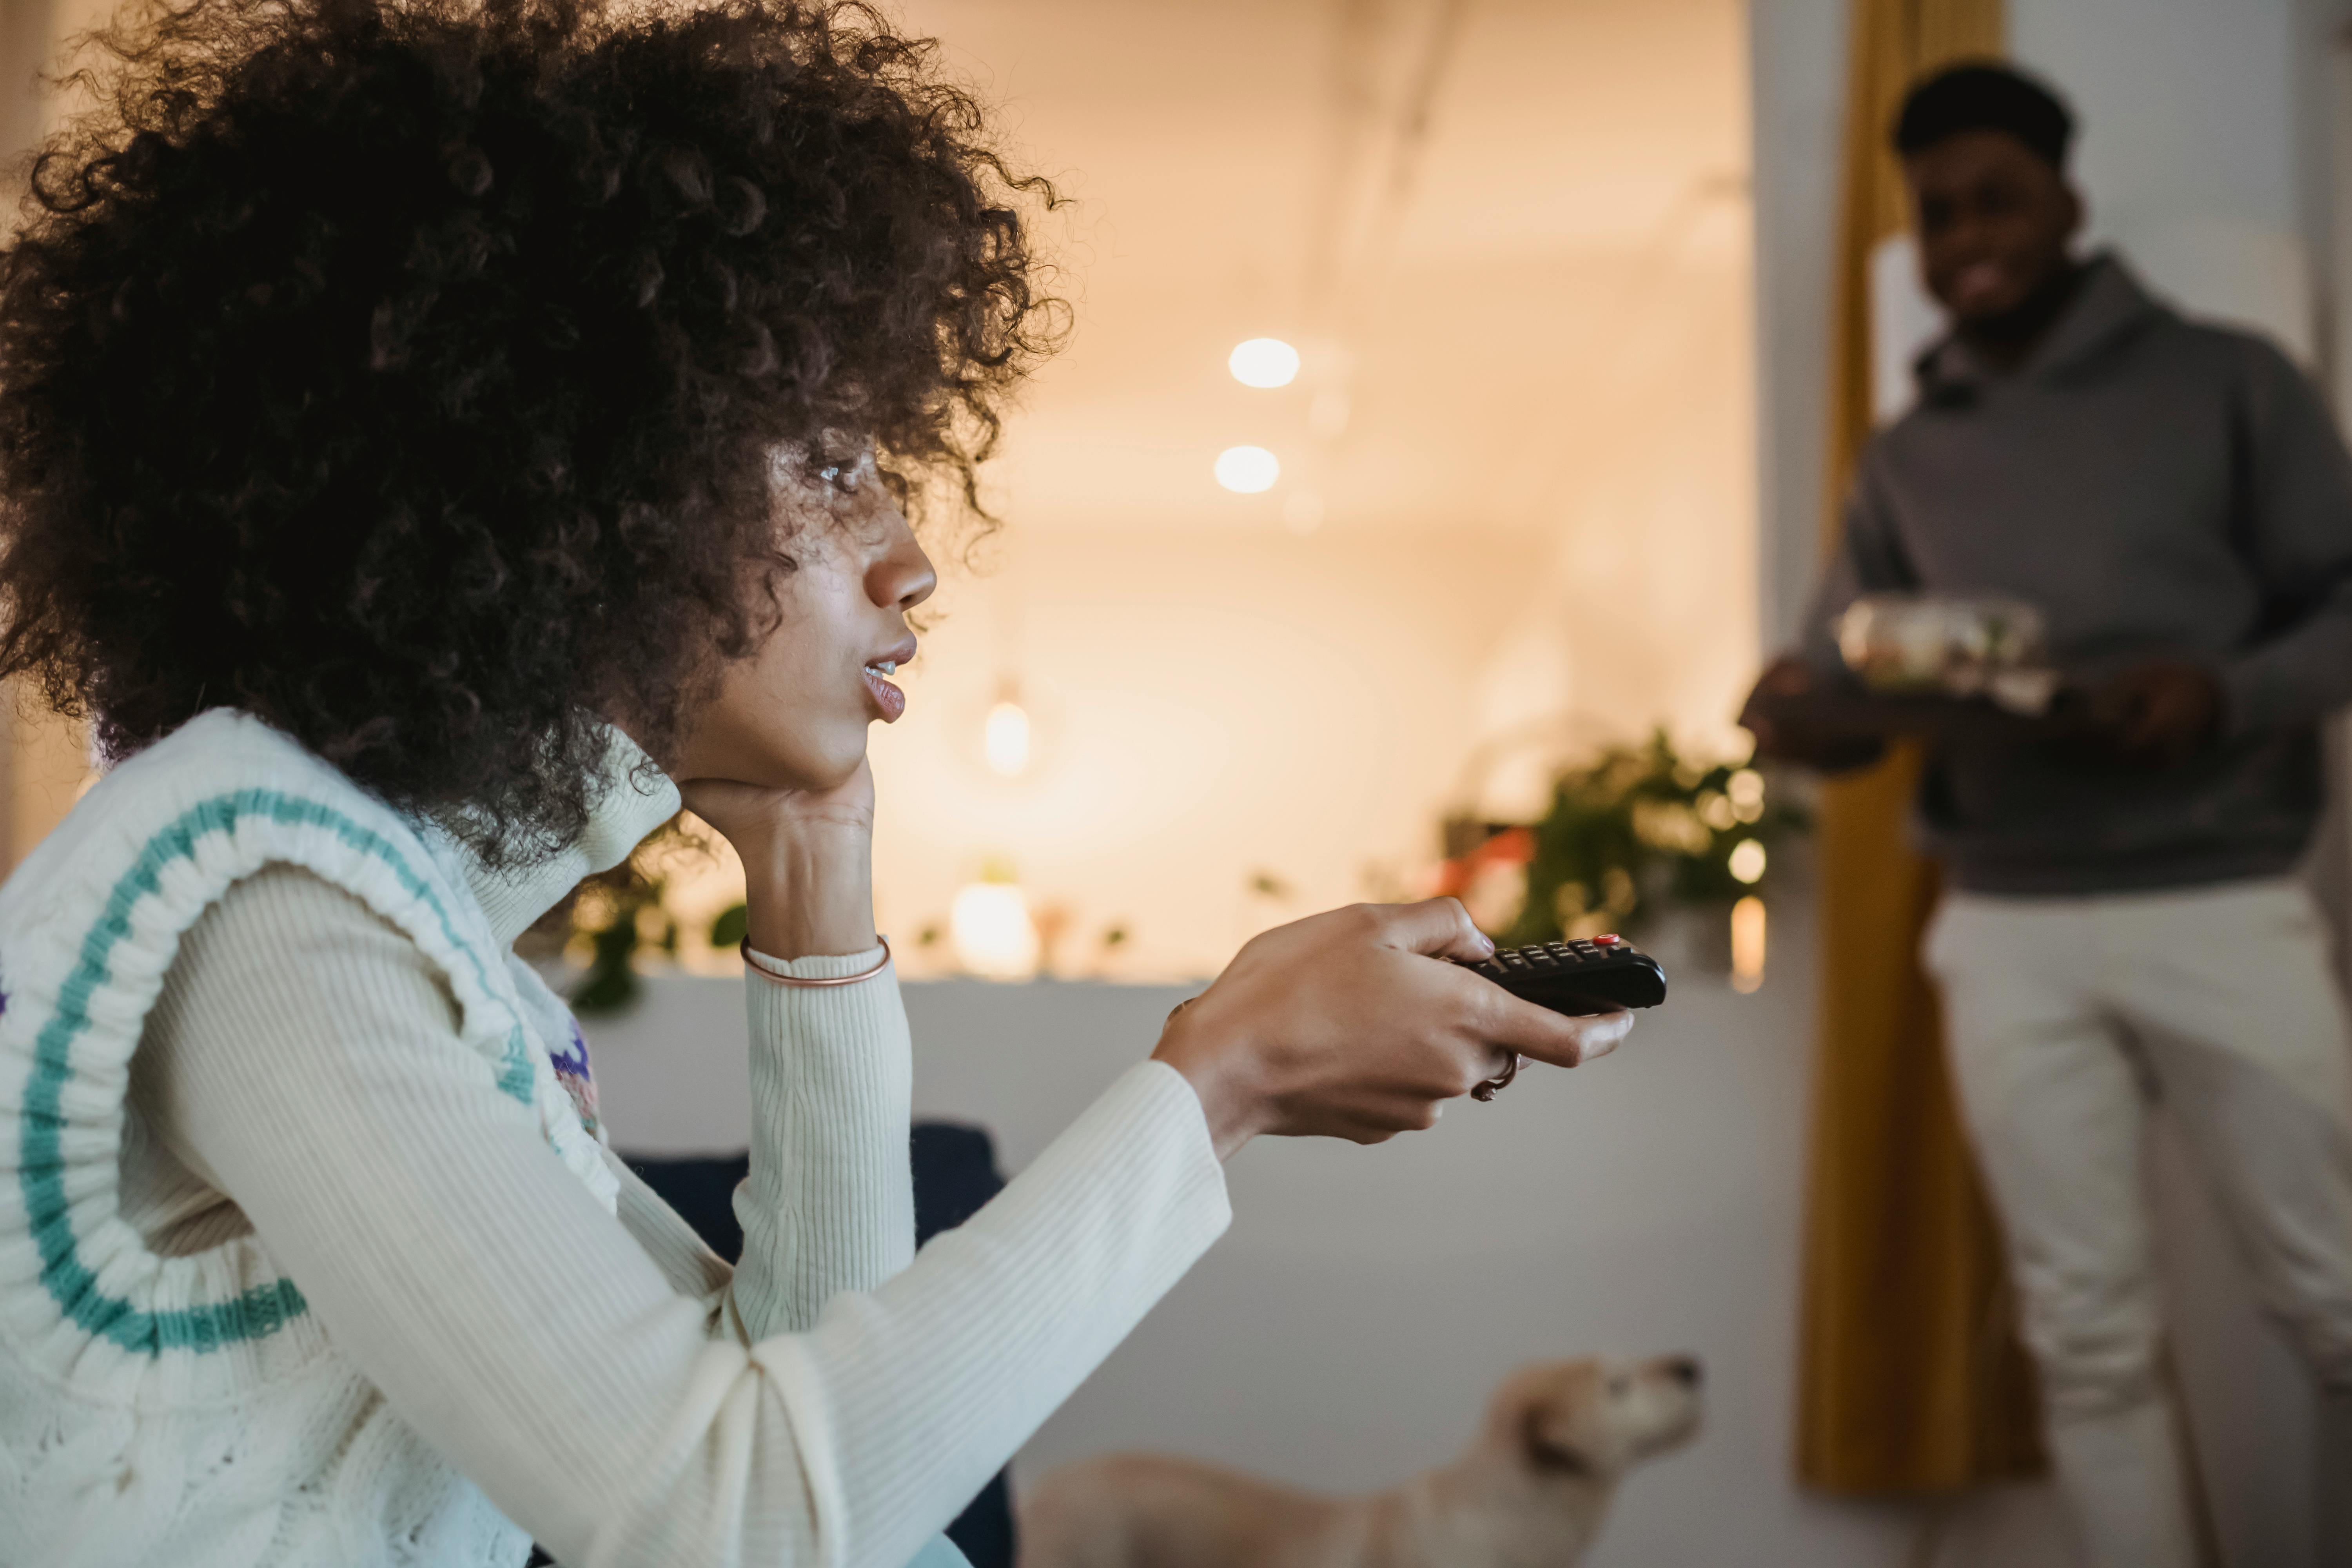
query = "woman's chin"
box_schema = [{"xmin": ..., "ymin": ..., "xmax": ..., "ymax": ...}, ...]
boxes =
[
  {"xmin": 808, "ymin": 758, "xmax": 867, "ymax": 793},
  {"xmin": 794, "ymin": 739, "xmax": 871, "ymax": 793},
  {"xmin": 688, "ymin": 744, "xmax": 866, "ymax": 799}
]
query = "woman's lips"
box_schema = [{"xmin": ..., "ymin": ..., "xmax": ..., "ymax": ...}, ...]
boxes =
[{"xmin": 862, "ymin": 659, "xmax": 907, "ymax": 722}]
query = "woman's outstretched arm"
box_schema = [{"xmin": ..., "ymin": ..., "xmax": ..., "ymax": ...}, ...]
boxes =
[{"xmin": 134, "ymin": 864, "xmax": 1228, "ymax": 1568}]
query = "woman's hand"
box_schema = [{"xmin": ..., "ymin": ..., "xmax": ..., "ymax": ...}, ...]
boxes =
[
  {"xmin": 678, "ymin": 759, "xmax": 878, "ymax": 960},
  {"xmin": 1152, "ymin": 898, "xmax": 1634, "ymax": 1160}
]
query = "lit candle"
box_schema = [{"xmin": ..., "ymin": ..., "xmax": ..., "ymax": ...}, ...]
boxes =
[
  {"xmin": 984, "ymin": 699, "xmax": 1031, "ymax": 777},
  {"xmin": 951, "ymin": 880, "xmax": 1039, "ymax": 979},
  {"xmin": 1731, "ymin": 895, "xmax": 1766, "ymax": 994}
]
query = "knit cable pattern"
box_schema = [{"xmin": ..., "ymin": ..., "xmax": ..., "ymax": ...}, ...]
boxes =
[{"xmin": 0, "ymin": 709, "xmax": 611, "ymax": 1566}]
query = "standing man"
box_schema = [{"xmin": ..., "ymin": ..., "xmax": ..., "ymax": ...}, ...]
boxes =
[{"xmin": 1749, "ymin": 63, "xmax": 2352, "ymax": 1568}]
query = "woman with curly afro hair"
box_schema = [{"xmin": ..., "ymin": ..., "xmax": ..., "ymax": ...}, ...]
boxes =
[{"xmin": 0, "ymin": 2, "xmax": 1627, "ymax": 1564}]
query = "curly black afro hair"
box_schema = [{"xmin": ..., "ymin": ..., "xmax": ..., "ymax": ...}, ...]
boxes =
[{"xmin": 0, "ymin": 0, "xmax": 1058, "ymax": 859}]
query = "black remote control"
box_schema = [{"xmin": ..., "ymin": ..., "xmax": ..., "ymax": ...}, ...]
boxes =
[{"xmin": 1461, "ymin": 935, "xmax": 1667, "ymax": 1017}]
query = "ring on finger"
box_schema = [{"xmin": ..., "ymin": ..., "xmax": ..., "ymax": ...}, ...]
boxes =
[{"xmin": 1471, "ymin": 1052, "xmax": 1523, "ymax": 1102}]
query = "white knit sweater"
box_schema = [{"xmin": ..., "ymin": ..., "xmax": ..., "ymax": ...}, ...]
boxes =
[{"xmin": 0, "ymin": 711, "xmax": 1230, "ymax": 1568}]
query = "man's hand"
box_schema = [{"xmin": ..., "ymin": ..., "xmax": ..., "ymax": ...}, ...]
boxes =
[
  {"xmin": 2084, "ymin": 660, "xmax": 2224, "ymax": 768},
  {"xmin": 1739, "ymin": 657, "xmax": 1888, "ymax": 773}
]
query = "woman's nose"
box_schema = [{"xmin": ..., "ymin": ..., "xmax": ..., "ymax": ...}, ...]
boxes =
[{"xmin": 867, "ymin": 527, "xmax": 936, "ymax": 613}]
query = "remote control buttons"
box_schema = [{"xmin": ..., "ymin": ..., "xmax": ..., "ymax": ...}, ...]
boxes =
[{"xmin": 1461, "ymin": 938, "xmax": 1666, "ymax": 1016}]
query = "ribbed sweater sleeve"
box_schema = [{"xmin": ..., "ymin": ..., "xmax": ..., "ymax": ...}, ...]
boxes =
[
  {"xmin": 130, "ymin": 864, "xmax": 1230, "ymax": 1568},
  {"xmin": 726, "ymin": 945, "xmax": 917, "ymax": 1339}
]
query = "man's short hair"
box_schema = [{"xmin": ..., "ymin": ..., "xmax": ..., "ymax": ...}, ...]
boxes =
[{"xmin": 1893, "ymin": 62, "xmax": 2074, "ymax": 170}]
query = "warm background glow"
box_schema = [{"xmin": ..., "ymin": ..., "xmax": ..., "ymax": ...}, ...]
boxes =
[
  {"xmin": 864, "ymin": 0, "xmax": 1757, "ymax": 978},
  {"xmin": 0, "ymin": 0, "xmax": 1757, "ymax": 985}
]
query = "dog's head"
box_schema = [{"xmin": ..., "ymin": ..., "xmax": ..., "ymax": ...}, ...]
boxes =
[{"xmin": 1486, "ymin": 1354, "xmax": 1703, "ymax": 1481}]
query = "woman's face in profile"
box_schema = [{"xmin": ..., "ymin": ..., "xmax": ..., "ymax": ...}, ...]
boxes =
[{"xmin": 669, "ymin": 446, "xmax": 938, "ymax": 795}]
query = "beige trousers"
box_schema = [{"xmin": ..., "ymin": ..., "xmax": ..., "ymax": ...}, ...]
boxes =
[{"xmin": 1926, "ymin": 879, "xmax": 2352, "ymax": 1568}]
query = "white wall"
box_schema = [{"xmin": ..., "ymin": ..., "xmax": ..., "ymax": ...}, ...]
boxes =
[
  {"xmin": 2018, "ymin": 1, "xmax": 2299, "ymax": 241},
  {"xmin": 1748, "ymin": 0, "xmax": 1846, "ymax": 652},
  {"xmin": 2019, "ymin": 1, "xmax": 2318, "ymax": 359}
]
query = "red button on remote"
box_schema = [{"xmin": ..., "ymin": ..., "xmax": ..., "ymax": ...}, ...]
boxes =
[{"xmin": 1594, "ymin": 934, "xmax": 1621, "ymax": 946}]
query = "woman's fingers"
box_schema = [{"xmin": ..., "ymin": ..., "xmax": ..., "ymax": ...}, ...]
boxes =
[
  {"xmin": 1376, "ymin": 902, "xmax": 1634, "ymax": 1071},
  {"xmin": 1471, "ymin": 982, "xmax": 1635, "ymax": 1070},
  {"xmin": 1155, "ymin": 898, "xmax": 1637, "ymax": 1157},
  {"xmin": 1372, "ymin": 897, "xmax": 1495, "ymax": 962},
  {"xmin": 1557, "ymin": 1008, "xmax": 1634, "ymax": 1065}
]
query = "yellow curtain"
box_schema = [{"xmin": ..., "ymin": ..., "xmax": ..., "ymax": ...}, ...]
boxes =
[{"xmin": 1794, "ymin": 0, "xmax": 2047, "ymax": 1494}]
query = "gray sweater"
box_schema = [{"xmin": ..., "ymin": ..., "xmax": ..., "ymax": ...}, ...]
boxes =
[{"xmin": 1804, "ymin": 254, "xmax": 2352, "ymax": 895}]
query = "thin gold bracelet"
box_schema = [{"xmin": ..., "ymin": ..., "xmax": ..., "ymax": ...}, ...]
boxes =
[{"xmin": 739, "ymin": 935, "xmax": 893, "ymax": 987}]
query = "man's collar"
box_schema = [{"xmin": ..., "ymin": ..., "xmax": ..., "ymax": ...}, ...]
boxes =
[{"xmin": 1914, "ymin": 250, "xmax": 2164, "ymax": 397}]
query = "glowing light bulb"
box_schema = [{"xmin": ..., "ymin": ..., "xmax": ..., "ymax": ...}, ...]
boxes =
[
  {"xmin": 984, "ymin": 699, "xmax": 1031, "ymax": 777},
  {"xmin": 1728, "ymin": 768, "xmax": 1766, "ymax": 822},
  {"xmin": 951, "ymin": 881, "xmax": 1039, "ymax": 979},
  {"xmin": 1731, "ymin": 895, "xmax": 1766, "ymax": 993},
  {"xmin": 1215, "ymin": 445, "xmax": 1280, "ymax": 494},
  {"xmin": 1728, "ymin": 839, "xmax": 1767, "ymax": 885},
  {"xmin": 1228, "ymin": 337, "xmax": 1300, "ymax": 388}
]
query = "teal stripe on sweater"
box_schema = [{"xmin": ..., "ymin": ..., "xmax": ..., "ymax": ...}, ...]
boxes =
[{"xmin": 20, "ymin": 788, "xmax": 537, "ymax": 1354}]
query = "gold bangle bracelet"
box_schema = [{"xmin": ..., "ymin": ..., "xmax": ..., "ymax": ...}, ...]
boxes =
[{"xmin": 739, "ymin": 935, "xmax": 893, "ymax": 987}]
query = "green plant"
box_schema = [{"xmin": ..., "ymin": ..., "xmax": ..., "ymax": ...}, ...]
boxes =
[
  {"xmin": 567, "ymin": 867, "xmax": 682, "ymax": 1015},
  {"xmin": 535, "ymin": 816, "xmax": 701, "ymax": 1015},
  {"xmin": 708, "ymin": 902, "xmax": 750, "ymax": 950},
  {"xmin": 1501, "ymin": 728, "xmax": 1808, "ymax": 947}
]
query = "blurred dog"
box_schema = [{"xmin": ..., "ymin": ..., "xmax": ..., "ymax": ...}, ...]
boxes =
[{"xmin": 1016, "ymin": 1354, "xmax": 1702, "ymax": 1568}]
